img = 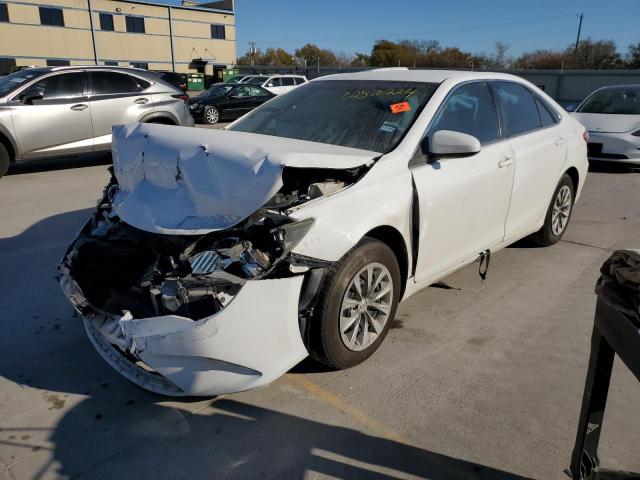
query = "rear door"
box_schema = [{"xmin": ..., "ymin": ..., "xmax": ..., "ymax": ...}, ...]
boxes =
[
  {"xmin": 411, "ymin": 81, "xmax": 516, "ymax": 282},
  {"xmin": 9, "ymin": 71, "xmax": 93, "ymax": 158},
  {"xmin": 87, "ymin": 70, "xmax": 153, "ymax": 151},
  {"xmin": 493, "ymin": 81, "xmax": 567, "ymax": 241},
  {"xmin": 279, "ymin": 77, "xmax": 297, "ymax": 94},
  {"xmin": 264, "ymin": 77, "xmax": 282, "ymax": 94}
]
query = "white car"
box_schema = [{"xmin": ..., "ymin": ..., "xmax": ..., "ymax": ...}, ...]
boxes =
[
  {"xmin": 571, "ymin": 84, "xmax": 640, "ymax": 164},
  {"xmin": 59, "ymin": 70, "xmax": 588, "ymax": 396},
  {"xmin": 246, "ymin": 74, "xmax": 307, "ymax": 94}
]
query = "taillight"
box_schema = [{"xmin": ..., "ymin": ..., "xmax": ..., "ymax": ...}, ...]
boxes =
[
  {"xmin": 172, "ymin": 94, "xmax": 189, "ymax": 104},
  {"xmin": 582, "ymin": 130, "xmax": 589, "ymax": 143}
]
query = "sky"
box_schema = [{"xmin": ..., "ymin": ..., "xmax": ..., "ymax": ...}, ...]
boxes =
[{"xmin": 225, "ymin": 0, "xmax": 640, "ymax": 58}]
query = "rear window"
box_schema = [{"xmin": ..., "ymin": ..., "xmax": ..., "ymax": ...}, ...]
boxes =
[
  {"xmin": 90, "ymin": 71, "xmax": 150, "ymax": 95},
  {"xmin": 229, "ymin": 80, "xmax": 438, "ymax": 153},
  {"xmin": 494, "ymin": 82, "xmax": 542, "ymax": 137}
]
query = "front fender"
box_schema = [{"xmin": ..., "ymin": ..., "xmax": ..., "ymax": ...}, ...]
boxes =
[{"xmin": 289, "ymin": 157, "xmax": 413, "ymax": 267}]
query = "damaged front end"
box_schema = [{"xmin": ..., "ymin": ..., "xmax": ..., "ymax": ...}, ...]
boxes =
[{"xmin": 58, "ymin": 123, "xmax": 371, "ymax": 396}]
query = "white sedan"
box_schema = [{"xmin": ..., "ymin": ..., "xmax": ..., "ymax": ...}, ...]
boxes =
[
  {"xmin": 59, "ymin": 69, "xmax": 588, "ymax": 396},
  {"xmin": 571, "ymin": 84, "xmax": 640, "ymax": 164}
]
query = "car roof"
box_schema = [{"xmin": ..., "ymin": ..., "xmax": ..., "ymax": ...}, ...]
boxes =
[{"xmin": 314, "ymin": 68, "xmax": 526, "ymax": 84}]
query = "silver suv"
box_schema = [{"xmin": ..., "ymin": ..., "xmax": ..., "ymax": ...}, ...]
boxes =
[{"xmin": 0, "ymin": 66, "xmax": 195, "ymax": 177}]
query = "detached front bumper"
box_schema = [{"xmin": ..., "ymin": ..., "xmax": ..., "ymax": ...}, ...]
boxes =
[{"xmin": 61, "ymin": 265, "xmax": 308, "ymax": 396}]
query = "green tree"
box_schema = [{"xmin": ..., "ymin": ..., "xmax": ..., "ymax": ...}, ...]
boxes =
[
  {"xmin": 351, "ymin": 52, "xmax": 371, "ymax": 67},
  {"xmin": 514, "ymin": 49, "xmax": 566, "ymax": 69},
  {"xmin": 370, "ymin": 40, "xmax": 401, "ymax": 67},
  {"xmin": 566, "ymin": 39, "xmax": 621, "ymax": 69},
  {"xmin": 295, "ymin": 44, "xmax": 338, "ymax": 67},
  {"xmin": 626, "ymin": 42, "xmax": 640, "ymax": 68}
]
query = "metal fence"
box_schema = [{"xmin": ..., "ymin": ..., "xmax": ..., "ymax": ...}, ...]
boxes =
[{"xmin": 238, "ymin": 65, "xmax": 640, "ymax": 104}]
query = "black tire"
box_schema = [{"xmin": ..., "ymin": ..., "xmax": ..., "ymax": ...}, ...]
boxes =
[
  {"xmin": 528, "ymin": 173, "xmax": 575, "ymax": 246},
  {"xmin": 309, "ymin": 237, "xmax": 401, "ymax": 369},
  {"xmin": 204, "ymin": 106, "xmax": 220, "ymax": 125},
  {"xmin": 0, "ymin": 142, "xmax": 10, "ymax": 178}
]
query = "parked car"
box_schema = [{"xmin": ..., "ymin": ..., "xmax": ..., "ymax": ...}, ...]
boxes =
[
  {"xmin": 59, "ymin": 70, "xmax": 588, "ymax": 396},
  {"xmin": 188, "ymin": 83, "xmax": 275, "ymax": 124},
  {"xmin": 571, "ymin": 84, "xmax": 640, "ymax": 164},
  {"xmin": 149, "ymin": 71, "xmax": 187, "ymax": 92},
  {"xmin": 0, "ymin": 66, "xmax": 194, "ymax": 177},
  {"xmin": 246, "ymin": 74, "xmax": 307, "ymax": 94},
  {"xmin": 224, "ymin": 74, "xmax": 256, "ymax": 84}
]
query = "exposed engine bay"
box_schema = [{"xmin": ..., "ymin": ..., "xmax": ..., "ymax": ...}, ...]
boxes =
[{"xmin": 61, "ymin": 166, "xmax": 364, "ymax": 323}]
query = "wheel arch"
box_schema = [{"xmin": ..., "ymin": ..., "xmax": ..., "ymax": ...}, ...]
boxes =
[
  {"xmin": 139, "ymin": 112, "xmax": 179, "ymax": 125},
  {"xmin": 0, "ymin": 128, "xmax": 16, "ymax": 163},
  {"xmin": 565, "ymin": 166, "xmax": 579, "ymax": 197},
  {"xmin": 364, "ymin": 225, "xmax": 409, "ymax": 299}
]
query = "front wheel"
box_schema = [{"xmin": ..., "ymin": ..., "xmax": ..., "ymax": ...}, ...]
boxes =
[
  {"xmin": 204, "ymin": 106, "xmax": 220, "ymax": 125},
  {"xmin": 528, "ymin": 173, "xmax": 574, "ymax": 246},
  {"xmin": 309, "ymin": 238, "xmax": 401, "ymax": 369},
  {"xmin": 0, "ymin": 142, "xmax": 11, "ymax": 178}
]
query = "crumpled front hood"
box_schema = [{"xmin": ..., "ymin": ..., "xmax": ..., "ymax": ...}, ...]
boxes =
[
  {"xmin": 111, "ymin": 123, "xmax": 376, "ymax": 235},
  {"xmin": 572, "ymin": 112, "xmax": 640, "ymax": 133}
]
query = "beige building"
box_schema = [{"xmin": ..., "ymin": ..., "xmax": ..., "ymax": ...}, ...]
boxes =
[{"xmin": 0, "ymin": 0, "xmax": 236, "ymax": 77}]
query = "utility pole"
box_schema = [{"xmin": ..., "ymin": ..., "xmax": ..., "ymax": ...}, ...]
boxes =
[
  {"xmin": 248, "ymin": 41, "xmax": 256, "ymax": 66},
  {"xmin": 574, "ymin": 13, "xmax": 584, "ymax": 55}
]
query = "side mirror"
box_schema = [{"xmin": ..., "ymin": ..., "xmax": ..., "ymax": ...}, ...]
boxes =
[
  {"xmin": 20, "ymin": 88, "xmax": 44, "ymax": 104},
  {"xmin": 429, "ymin": 130, "xmax": 481, "ymax": 159},
  {"xmin": 564, "ymin": 104, "xmax": 576, "ymax": 112}
]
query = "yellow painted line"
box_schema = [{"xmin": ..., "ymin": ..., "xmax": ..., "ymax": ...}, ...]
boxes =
[{"xmin": 286, "ymin": 374, "xmax": 412, "ymax": 445}]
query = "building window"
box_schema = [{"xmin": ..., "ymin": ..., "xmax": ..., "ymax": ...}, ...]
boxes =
[
  {"xmin": 99, "ymin": 13, "xmax": 114, "ymax": 31},
  {"xmin": 0, "ymin": 3, "xmax": 9, "ymax": 23},
  {"xmin": 130, "ymin": 62, "xmax": 148, "ymax": 70},
  {"xmin": 0, "ymin": 57, "xmax": 16, "ymax": 75},
  {"xmin": 39, "ymin": 7, "xmax": 64, "ymax": 27},
  {"xmin": 125, "ymin": 16, "xmax": 145, "ymax": 33},
  {"xmin": 104, "ymin": 61, "xmax": 118, "ymax": 66},
  {"xmin": 211, "ymin": 24, "xmax": 225, "ymax": 39},
  {"xmin": 46, "ymin": 59, "xmax": 71, "ymax": 66}
]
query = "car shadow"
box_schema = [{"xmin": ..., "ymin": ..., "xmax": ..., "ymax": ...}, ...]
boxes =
[
  {"xmin": 6, "ymin": 395, "xmax": 534, "ymax": 479},
  {"xmin": 7, "ymin": 152, "xmax": 111, "ymax": 176},
  {"xmin": 588, "ymin": 160, "xmax": 639, "ymax": 174}
]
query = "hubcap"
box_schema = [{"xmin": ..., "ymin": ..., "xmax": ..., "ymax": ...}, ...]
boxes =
[
  {"xmin": 206, "ymin": 108, "xmax": 219, "ymax": 124},
  {"xmin": 551, "ymin": 185, "xmax": 572, "ymax": 236},
  {"xmin": 339, "ymin": 262, "xmax": 393, "ymax": 352}
]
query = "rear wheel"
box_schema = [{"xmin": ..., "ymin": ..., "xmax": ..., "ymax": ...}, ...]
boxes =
[
  {"xmin": 0, "ymin": 142, "xmax": 11, "ymax": 178},
  {"xmin": 309, "ymin": 237, "xmax": 401, "ymax": 369},
  {"xmin": 528, "ymin": 173, "xmax": 574, "ymax": 246},
  {"xmin": 204, "ymin": 106, "xmax": 220, "ymax": 125}
]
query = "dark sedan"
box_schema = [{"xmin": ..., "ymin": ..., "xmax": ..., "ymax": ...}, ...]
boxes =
[{"xmin": 188, "ymin": 83, "xmax": 275, "ymax": 124}]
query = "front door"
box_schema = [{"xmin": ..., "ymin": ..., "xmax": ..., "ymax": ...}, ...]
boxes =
[
  {"xmin": 10, "ymin": 71, "xmax": 93, "ymax": 159},
  {"xmin": 225, "ymin": 85, "xmax": 257, "ymax": 119},
  {"xmin": 411, "ymin": 81, "xmax": 515, "ymax": 283}
]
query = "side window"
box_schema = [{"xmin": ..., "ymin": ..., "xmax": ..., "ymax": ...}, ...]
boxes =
[
  {"xmin": 294, "ymin": 78, "xmax": 306, "ymax": 85},
  {"xmin": 428, "ymin": 82, "xmax": 500, "ymax": 145},
  {"xmin": 266, "ymin": 78, "xmax": 281, "ymax": 88},
  {"xmin": 30, "ymin": 72, "xmax": 83, "ymax": 100},
  {"xmin": 234, "ymin": 85, "xmax": 252, "ymax": 97},
  {"xmin": 536, "ymin": 98, "xmax": 556, "ymax": 127},
  {"xmin": 249, "ymin": 86, "xmax": 269, "ymax": 97},
  {"xmin": 281, "ymin": 77, "xmax": 295, "ymax": 86},
  {"xmin": 90, "ymin": 72, "xmax": 149, "ymax": 95},
  {"xmin": 494, "ymin": 82, "xmax": 542, "ymax": 136}
]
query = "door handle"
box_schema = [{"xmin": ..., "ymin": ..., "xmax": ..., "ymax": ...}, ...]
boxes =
[
  {"xmin": 498, "ymin": 157, "xmax": 514, "ymax": 168},
  {"xmin": 70, "ymin": 104, "xmax": 88, "ymax": 111},
  {"xmin": 134, "ymin": 98, "xmax": 149, "ymax": 104},
  {"xmin": 555, "ymin": 136, "xmax": 567, "ymax": 145}
]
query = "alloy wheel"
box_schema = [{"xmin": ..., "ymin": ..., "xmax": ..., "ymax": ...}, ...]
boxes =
[
  {"xmin": 339, "ymin": 262, "xmax": 394, "ymax": 352},
  {"xmin": 551, "ymin": 185, "xmax": 572, "ymax": 236}
]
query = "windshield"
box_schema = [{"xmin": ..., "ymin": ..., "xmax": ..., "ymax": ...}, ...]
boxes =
[
  {"xmin": 0, "ymin": 68, "xmax": 48, "ymax": 97},
  {"xmin": 247, "ymin": 76, "xmax": 269, "ymax": 85},
  {"xmin": 229, "ymin": 80, "xmax": 438, "ymax": 153},
  {"xmin": 203, "ymin": 84, "xmax": 234, "ymax": 97},
  {"xmin": 577, "ymin": 86, "xmax": 640, "ymax": 115}
]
